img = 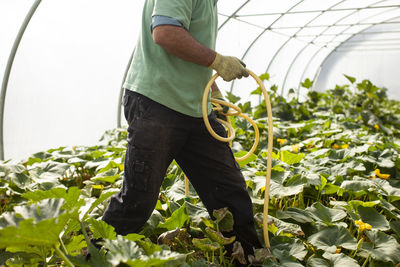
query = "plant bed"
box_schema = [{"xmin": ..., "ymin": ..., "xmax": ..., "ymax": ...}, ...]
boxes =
[{"xmin": 1, "ymin": 75, "xmax": 400, "ymax": 266}]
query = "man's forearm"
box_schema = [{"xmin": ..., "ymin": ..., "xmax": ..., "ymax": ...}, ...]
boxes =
[{"xmin": 152, "ymin": 25, "xmax": 216, "ymax": 67}]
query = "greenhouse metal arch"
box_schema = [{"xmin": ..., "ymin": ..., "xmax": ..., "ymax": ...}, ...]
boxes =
[{"xmin": 1, "ymin": 0, "xmax": 400, "ymax": 160}]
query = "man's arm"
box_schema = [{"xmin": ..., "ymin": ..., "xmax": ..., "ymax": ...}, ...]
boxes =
[
  {"xmin": 152, "ymin": 25, "xmax": 248, "ymax": 81},
  {"xmin": 152, "ymin": 25, "xmax": 216, "ymax": 67}
]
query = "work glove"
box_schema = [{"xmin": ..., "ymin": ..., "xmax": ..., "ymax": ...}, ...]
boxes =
[
  {"xmin": 209, "ymin": 53, "xmax": 249, "ymax": 82},
  {"xmin": 211, "ymin": 90, "xmax": 229, "ymax": 114}
]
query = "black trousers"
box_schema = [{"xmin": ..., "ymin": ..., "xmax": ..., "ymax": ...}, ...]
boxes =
[{"xmin": 102, "ymin": 90, "xmax": 261, "ymax": 256}]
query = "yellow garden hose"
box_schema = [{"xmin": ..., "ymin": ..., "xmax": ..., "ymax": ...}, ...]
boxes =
[{"xmin": 185, "ymin": 70, "xmax": 273, "ymax": 248}]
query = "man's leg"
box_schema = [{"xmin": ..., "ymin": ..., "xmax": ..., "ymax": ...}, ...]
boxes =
[
  {"xmin": 102, "ymin": 91, "xmax": 186, "ymax": 235},
  {"xmin": 175, "ymin": 112, "xmax": 262, "ymax": 258}
]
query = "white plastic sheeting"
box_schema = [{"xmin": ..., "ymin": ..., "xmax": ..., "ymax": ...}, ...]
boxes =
[
  {"xmin": 315, "ymin": 21, "xmax": 400, "ymax": 99},
  {"xmin": 1, "ymin": 0, "xmax": 399, "ymax": 160}
]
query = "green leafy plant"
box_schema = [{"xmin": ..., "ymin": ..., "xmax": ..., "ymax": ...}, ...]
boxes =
[{"xmin": 1, "ymin": 75, "xmax": 400, "ymax": 266}]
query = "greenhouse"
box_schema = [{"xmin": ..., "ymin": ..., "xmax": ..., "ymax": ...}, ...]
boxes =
[{"xmin": 1, "ymin": 0, "xmax": 400, "ymax": 266}]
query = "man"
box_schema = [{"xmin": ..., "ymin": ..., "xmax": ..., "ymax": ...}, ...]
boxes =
[{"xmin": 102, "ymin": 0, "xmax": 262, "ymax": 263}]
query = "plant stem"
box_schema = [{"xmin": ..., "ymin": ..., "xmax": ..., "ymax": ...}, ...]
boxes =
[
  {"xmin": 361, "ymin": 255, "xmax": 369, "ymax": 267},
  {"xmin": 229, "ymin": 257, "xmax": 235, "ymax": 266},
  {"xmin": 41, "ymin": 247, "xmax": 48, "ymax": 267},
  {"xmin": 219, "ymin": 247, "xmax": 224, "ymax": 266},
  {"xmin": 54, "ymin": 245, "xmax": 74, "ymax": 267},
  {"xmin": 80, "ymin": 221, "xmax": 91, "ymax": 246},
  {"xmin": 59, "ymin": 237, "xmax": 68, "ymax": 256}
]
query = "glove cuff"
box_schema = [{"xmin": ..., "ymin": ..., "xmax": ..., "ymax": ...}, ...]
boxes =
[{"xmin": 209, "ymin": 53, "xmax": 221, "ymax": 69}]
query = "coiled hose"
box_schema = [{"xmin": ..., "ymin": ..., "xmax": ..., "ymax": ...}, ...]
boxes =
[{"xmin": 185, "ymin": 70, "xmax": 273, "ymax": 248}]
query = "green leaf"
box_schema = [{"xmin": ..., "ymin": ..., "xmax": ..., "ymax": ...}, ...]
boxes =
[
  {"xmin": 88, "ymin": 218, "xmax": 116, "ymax": 240},
  {"xmin": 0, "ymin": 212, "xmax": 22, "ymax": 228},
  {"xmin": 0, "ymin": 164, "xmax": 26, "ymax": 176},
  {"xmin": 213, "ymin": 207, "xmax": 234, "ymax": 232},
  {"xmin": 348, "ymin": 200, "xmax": 378, "ymax": 210},
  {"xmin": 259, "ymin": 73, "xmax": 270, "ymax": 81},
  {"xmin": 136, "ymin": 239, "xmax": 162, "ymax": 255},
  {"xmin": 308, "ymin": 226, "xmax": 357, "ymax": 253},
  {"xmin": 322, "ymin": 252, "xmax": 360, "ymax": 267},
  {"xmin": 279, "ymin": 151, "xmax": 305, "ymax": 165},
  {"xmin": 157, "ymin": 228, "xmax": 189, "ymax": 247},
  {"xmin": 269, "ymin": 249, "xmax": 304, "ymax": 266},
  {"xmin": 8, "ymin": 172, "xmax": 31, "ymax": 189},
  {"xmin": 270, "ymin": 180, "xmax": 304, "ymax": 198},
  {"xmin": 270, "ymin": 236, "xmax": 307, "ymax": 261},
  {"xmin": 357, "ymin": 206, "xmax": 390, "ymax": 231},
  {"xmin": 371, "ymin": 179, "xmax": 400, "ymax": 200},
  {"xmin": 139, "ymin": 210, "xmax": 165, "ymax": 236},
  {"xmin": 359, "ymin": 230, "xmax": 400, "ymax": 263},
  {"xmin": 200, "ymin": 217, "xmax": 215, "ymax": 229},
  {"xmin": 79, "ymin": 189, "xmax": 118, "ymax": 220},
  {"xmin": 276, "ymin": 208, "xmax": 313, "ymax": 224},
  {"xmin": 64, "ymin": 234, "xmax": 86, "ymax": 256},
  {"xmin": 340, "ymin": 178, "xmax": 373, "ymax": 193},
  {"xmin": 226, "ymin": 92, "xmax": 241, "ymax": 104},
  {"xmin": 255, "ymin": 214, "xmax": 304, "ymax": 237},
  {"xmin": 306, "ymin": 202, "xmax": 347, "ymax": 226},
  {"xmin": 13, "ymin": 198, "xmax": 66, "ymax": 223},
  {"xmin": 29, "ymin": 162, "xmax": 70, "ymax": 181},
  {"xmin": 251, "ymin": 87, "xmax": 262, "ymax": 96},
  {"xmin": 301, "ymin": 78, "xmax": 313, "ymax": 89},
  {"xmin": 104, "ymin": 236, "xmax": 144, "ymax": 266},
  {"xmin": 234, "ymin": 151, "xmax": 257, "ymax": 167},
  {"xmin": 192, "ymin": 238, "xmax": 220, "ymax": 252},
  {"xmin": 126, "ymin": 250, "xmax": 186, "ymax": 267},
  {"xmin": 22, "ymin": 186, "xmax": 82, "ymax": 211},
  {"xmin": 6, "ymin": 244, "xmax": 49, "ymax": 259},
  {"xmin": 0, "ymin": 199, "xmax": 69, "ymax": 248},
  {"xmin": 307, "ymin": 257, "xmax": 330, "ymax": 267},
  {"xmin": 390, "ymin": 221, "xmax": 400, "ymax": 237},
  {"xmin": 344, "ymin": 74, "xmax": 356, "ymax": 84},
  {"xmin": 157, "ymin": 203, "xmax": 189, "ymax": 231},
  {"xmin": 165, "ymin": 178, "xmax": 186, "ymax": 202},
  {"xmin": 205, "ymin": 227, "xmax": 235, "ymax": 245},
  {"xmin": 185, "ymin": 201, "xmax": 209, "ymax": 226},
  {"xmin": 91, "ymin": 168, "xmax": 120, "ymax": 184},
  {"xmin": 2, "ymin": 251, "xmax": 45, "ymax": 267}
]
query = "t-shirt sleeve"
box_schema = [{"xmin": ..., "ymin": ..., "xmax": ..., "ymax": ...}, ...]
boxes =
[
  {"xmin": 152, "ymin": 0, "xmax": 194, "ymax": 30},
  {"xmin": 151, "ymin": 15, "xmax": 184, "ymax": 32}
]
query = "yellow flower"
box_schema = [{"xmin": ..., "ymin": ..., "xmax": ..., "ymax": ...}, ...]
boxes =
[
  {"xmin": 374, "ymin": 124, "xmax": 380, "ymax": 130},
  {"xmin": 332, "ymin": 144, "xmax": 348, "ymax": 149},
  {"xmin": 92, "ymin": 184, "xmax": 104, "ymax": 190},
  {"xmin": 291, "ymin": 144, "xmax": 299, "ymax": 153},
  {"xmin": 355, "ymin": 220, "xmax": 372, "ymax": 232},
  {"xmin": 375, "ymin": 169, "xmax": 390, "ymax": 180},
  {"xmin": 260, "ymin": 186, "xmax": 265, "ymax": 194},
  {"xmin": 277, "ymin": 138, "xmax": 287, "ymax": 145},
  {"xmin": 335, "ymin": 247, "xmax": 342, "ymax": 254}
]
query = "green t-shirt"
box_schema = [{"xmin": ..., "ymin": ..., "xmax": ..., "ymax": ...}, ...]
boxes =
[{"xmin": 123, "ymin": 0, "xmax": 218, "ymax": 117}]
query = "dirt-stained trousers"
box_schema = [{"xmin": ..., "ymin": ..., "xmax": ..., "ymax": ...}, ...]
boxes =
[{"xmin": 102, "ymin": 90, "xmax": 262, "ymax": 257}]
